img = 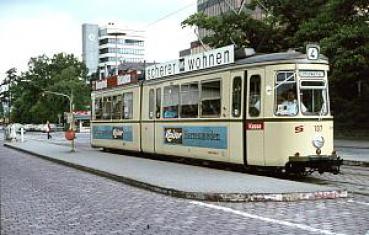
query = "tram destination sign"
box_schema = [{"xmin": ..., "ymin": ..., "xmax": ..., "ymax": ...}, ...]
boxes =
[
  {"xmin": 145, "ymin": 45, "xmax": 235, "ymax": 80},
  {"xmin": 299, "ymin": 70, "xmax": 325, "ymax": 78}
]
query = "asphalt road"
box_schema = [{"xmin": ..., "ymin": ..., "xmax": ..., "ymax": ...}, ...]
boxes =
[{"xmin": 1, "ymin": 132, "xmax": 369, "ymax": 234}]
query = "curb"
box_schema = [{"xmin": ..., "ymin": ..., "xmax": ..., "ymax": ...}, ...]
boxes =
[
  {"xmin": 4, "ymin": 143, "xmax": 348, "ymax": 203},
  {"xmin": 336, "ymin": 145, "xmax": 369, "ymax": 150}
]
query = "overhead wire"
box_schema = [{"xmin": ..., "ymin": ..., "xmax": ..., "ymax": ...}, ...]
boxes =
[{"xmin": 145, "ymin": 2, "xmax": 197, "ymax": 28}]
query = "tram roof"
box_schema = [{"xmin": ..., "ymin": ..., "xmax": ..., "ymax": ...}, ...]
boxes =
[
  {"xmin": 235, "ymin": 51, "xmax": 328, "ymax": 65},
  {"xmin": 92, "ymin": 49, "xmax": 330, "ymax": 93}
]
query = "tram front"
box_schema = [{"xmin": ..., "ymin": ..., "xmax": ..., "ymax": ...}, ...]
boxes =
[{"xmin": 260, "ymin": 51, "xmax": 343, "ymax": 175}]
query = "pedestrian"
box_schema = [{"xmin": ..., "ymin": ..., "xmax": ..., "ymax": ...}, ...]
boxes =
[{"xmin": 45, "ymin": 120, "xmax": 52, "ymax": 139}]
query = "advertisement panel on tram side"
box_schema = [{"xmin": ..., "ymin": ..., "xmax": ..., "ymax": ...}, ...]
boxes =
[
  {"xmin": 163, "ymin": 126, "xmax": 228, "ymax": 150},
  {"xmin": 92, "ymin": 125, "xmax": 133, "ymax": 142}
]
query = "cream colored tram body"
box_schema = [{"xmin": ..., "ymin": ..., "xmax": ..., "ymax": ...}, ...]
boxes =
[{"xmin": 91, "ymin": 45, "xmax": 342, "ymax": 174}]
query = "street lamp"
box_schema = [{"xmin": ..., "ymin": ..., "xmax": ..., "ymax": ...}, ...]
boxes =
[{"xmin": 42, "ymin": 90, "xmax": 75, "ymax": 152}]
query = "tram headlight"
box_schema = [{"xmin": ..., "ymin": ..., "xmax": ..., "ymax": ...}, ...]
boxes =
[{"xmin": 312, "ymin": 135, "xmax": 325, "ymax": 149}]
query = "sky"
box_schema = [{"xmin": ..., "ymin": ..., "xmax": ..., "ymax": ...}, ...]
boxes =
[{"xmin": 0, "ymin": 0, "xmax": 197, "ymax": 79}]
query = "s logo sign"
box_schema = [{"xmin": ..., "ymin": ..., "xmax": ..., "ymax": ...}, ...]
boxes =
[{"xmin": 295, "ymin": 125, "xmax": 304, "ymax": 133}]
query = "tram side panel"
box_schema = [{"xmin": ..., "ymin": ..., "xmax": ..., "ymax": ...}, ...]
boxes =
[
  {"xmin": 91, "ymin": 122, "xmax": 141, "ymax": 151},
  {"xmin": 91, "ymin": 86, "xmax": 141, "ymax": 152},
  {"xmin": 151, "ymin": 71, "xmax": 238, "ymax": 163},
  {"xmin": 155, "ymin": 121, "xmax": 231, "ymax": 162},
  {"xmin": 228, "ymin": 122, "xmax": 244, "ymax": 164}
]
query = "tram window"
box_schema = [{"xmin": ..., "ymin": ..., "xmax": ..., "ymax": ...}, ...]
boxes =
[
  {"xmin": 248, "ymin": 75, "xmax": 261, "ymax": 117},
  {"xmin": 201, "ymin": 80, "xmax": 221, "ymax": 117},
  {"xmin": 156, "ymin": 88, "xmax": 161, "ymax": 118},
  {"xmin": 300, "ymin": 81, "xmax": 328, "ymax": 116},
  {"xmin": 163, "ymin": 85, "xmax": 179, "ymax": 118},
  {"xmin": 94, "ymin": 97, "xmax": 102, "ymax": 120},
  {"xmin": 232, "ymin": 77, "xmax": 242, "ymax": 117},
  {"xmin": 149, "ymin": 89, "xmax": 155, "ymax": 119},
  {"xmin": 274, "ymin": 71, "xmax": 298, "ymax": 116},
  {"xmin": 112, "ymin": 95, "xmax": 122, "ymax": 119},
  {"xmin": 181, "ymin": 82, "xmax": 199, "ymax": 118},
  {"xmin": 102, "ymin": 96, "xmax": 112, "ymax": 119},
  {"xmin": 301, "ymin": 81, "xmax": 325, "ymax": 87},
  {"xmin": 123, "ymin": 92, "xmax": 133, "ymax": 119}
]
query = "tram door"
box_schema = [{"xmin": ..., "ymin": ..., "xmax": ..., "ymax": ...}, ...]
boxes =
[
  {"xmin": 245, "ymin": 69, "xmax": 265, "ymax": 166},
  {"xmin": 141, "ymin": 88, "xmax": 156, "ymax": 153}
]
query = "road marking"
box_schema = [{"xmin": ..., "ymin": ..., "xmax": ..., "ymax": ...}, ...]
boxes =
[{"xmin": 190, "ymin": 201, "xmax": 345, "ymax": 235}]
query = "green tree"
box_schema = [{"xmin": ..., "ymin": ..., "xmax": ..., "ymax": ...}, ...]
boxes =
[
  {"xmin": 294, "ymin": 0, "xmax": 369, "ymax": 128},
  {"xmin": 182, "ymin": 11, "xmax": 279, "ymax": 52},
  {"xmin": 1, "ymin": 68, "xmax": 18, "ymax": 123},
  {"xmin": 182, "ymin": 0, "xmax": 328, "ymax": 51},
  {"xmin": 182, "ymin": 0, "xmax": 369, "ymax": 130},
  {"xmin": 11, "ymin": 53, "xmax": 89, "ymax": 124},
  {"xmin": 0, "ymin": 102, "xmax": 4, "ymax": 120}
]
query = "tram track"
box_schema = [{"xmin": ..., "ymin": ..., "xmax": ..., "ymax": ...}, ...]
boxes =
[{"xmin": 294, "ymin": 166, "xmax": 369, "ymax": 197}]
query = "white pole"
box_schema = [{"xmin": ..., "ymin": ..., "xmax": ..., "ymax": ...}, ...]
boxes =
[{"xmin": 10, "ymin": 125, "xmax": 16, "ymax": 142}]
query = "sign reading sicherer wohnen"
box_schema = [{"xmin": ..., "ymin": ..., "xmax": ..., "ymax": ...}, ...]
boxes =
[{"xmin": 145, "ymin": 45, "xmax": 235, "ymax": 80}]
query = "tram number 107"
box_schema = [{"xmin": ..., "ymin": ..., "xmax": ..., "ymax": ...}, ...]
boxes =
[{"xmin": 314, "ymin": 125, "xmax": 323, "ymax": 132}]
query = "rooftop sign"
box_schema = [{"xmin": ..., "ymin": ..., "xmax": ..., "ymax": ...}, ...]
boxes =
[
  {"xmin": 145, "ymin": 44, "xmax": 235, "ymax": 80},
  {"xmin": 306, "ymin": 44, "xmax": 320, "ymax": 60}
]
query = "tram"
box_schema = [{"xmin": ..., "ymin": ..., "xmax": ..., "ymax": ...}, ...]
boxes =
[{"xmin": 91, "ymin": 44, "xmax": 342, "ymax": 174}]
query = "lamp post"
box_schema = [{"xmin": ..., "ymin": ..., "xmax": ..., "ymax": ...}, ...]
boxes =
[{"xmin": 42, "ymin": 90, "xmax": 75, "ymax": 152}]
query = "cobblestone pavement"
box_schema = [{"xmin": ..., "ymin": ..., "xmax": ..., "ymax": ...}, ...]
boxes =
[
  {"xmin": 1, "ymin": 145, "xmax": 369, "ymax": 235},
  {"xmin": 305, "ymin": 166, "xmax": 369, "ymax": 196}
]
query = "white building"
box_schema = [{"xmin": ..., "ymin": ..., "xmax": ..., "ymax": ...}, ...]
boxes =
[{"xmin": 82, "ymin": 22, "xmax": 145, "ymax": 79}]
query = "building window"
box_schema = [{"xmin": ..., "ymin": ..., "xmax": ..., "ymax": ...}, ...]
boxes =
[
  {"xmin": 201, "ymin": 80, "xmax": 221, "ymax": 117},
  {"xmin": 99, "ymin": 29, "xmax": 107, "ymax": 37},
  {"xmin": 99, "ymin": 48, "xmax": 109, "ymax": 54},
  {"xmin": 156, "ymin": 88, "xmax": 161, "ymax": 118},
  {"xmin": 123, "ymin": 92, "xmax": 133, "ymax": 119},
  {"xmin": 249, "ymin": 75, "xmax": 261, "ymax": 117},
  {"xmin": 163, "ymin": 85, "xmax": 179, "ymax": 118},
  {"xmin": 149, "ymin": 89, "xmax": 155, "ymax": 119},
  {"xmin": 232, "ymin": 76, "xmax": 242, "ymax": 117},
  {"xmin": 102, "ymin": 96, "xmax": 112, "ymax": 119},
  {"xmin": 112, "ymin": 95, "xmax": 122, "ymax": 119},
  {"xmin": 180, "ymin": 82, "xmax": 199, "ymax": 118}
]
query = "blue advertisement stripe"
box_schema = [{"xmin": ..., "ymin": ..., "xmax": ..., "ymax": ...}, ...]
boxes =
[
  {"xmin": 164, "ymin": 126, "xmax": 227, "ymax": 149},
  {"xmin": 92, "ymin": 125, "xmax": 133, "ymax": 142}
]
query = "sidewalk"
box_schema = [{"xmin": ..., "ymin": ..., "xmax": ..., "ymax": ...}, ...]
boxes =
[
  {"xmin": 4, "ymin": 139, "xmax": 347, "ymax": 203},
  {"xmin": 335, "ymin": 139, "xmax": 369, "ymax": 149},
  {"xmin": 335, "ymin": 139, "xmax": 369, "ymax": 167}
]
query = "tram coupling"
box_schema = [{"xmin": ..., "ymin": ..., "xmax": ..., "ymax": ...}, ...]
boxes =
[{"xmin": 286, "ymin": 154, "xmax": 343, "ymax": 175}]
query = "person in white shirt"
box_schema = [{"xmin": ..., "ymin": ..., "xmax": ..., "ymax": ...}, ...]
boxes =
[{"xmin": 277, "ymin": 89, "xmax": 306, "ymax": 115}]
